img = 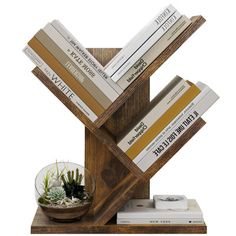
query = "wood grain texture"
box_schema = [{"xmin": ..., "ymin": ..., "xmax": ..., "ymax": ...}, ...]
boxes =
[
  {"xmin": 31, "ymin": 207, "xmax": 207, "ymax": 234},
  {"xmin": 85, "ymin": 48, "xmax": 150, "ymax": 216}
]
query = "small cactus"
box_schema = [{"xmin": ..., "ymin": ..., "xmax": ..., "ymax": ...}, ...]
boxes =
[{"xmin": 47, "ymin": 187, "xmax": 66, "ymax": 203}]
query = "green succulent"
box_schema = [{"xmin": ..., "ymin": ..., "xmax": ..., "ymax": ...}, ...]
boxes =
[{"xmin": 47, "ymin": 186, "xmax": 66, "ymax": 203}]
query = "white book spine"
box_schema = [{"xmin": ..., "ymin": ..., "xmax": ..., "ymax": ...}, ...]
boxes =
[
  {"xmin": 118, "ymin": 79, "xmax": 190, "ymax": 151},
  {"xmin": 117, "ymin": 218, "xmax": 204, "ymax": 224},
  {"xmin": 110, "ymin": 11, "xmax": 182, "ymax": 82},
  {"xmin": 43, "ymin": 23, "xmax": 119, "ymax": 102},
  {"xmin": 104, "ymin": 4, "xmax": 177, "ymax": 78},
  {"xmin": 23, "ymin": 45, "xmax": 98, "ymax": 122},
  {"xmin": 135, "ymin": 84, "xmax": 219, "ymax": 172},
  {"xmin": 117, "ymin": 16, "xmax": 191, "ymax": 90},
  {"xmin": 51, "ymin": 20, "xmax": 123, "ymax": 94}
]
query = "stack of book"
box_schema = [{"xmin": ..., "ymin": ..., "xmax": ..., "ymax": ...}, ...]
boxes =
[
  {"xmin": 118, "ymin": 76, "xmax": 219, "ymax": 172},
  {"xmin": 23, "ymin": 4, "xmax": 193, "ymax": 122},
  {"xmin": 117, "ymin": 198, "xmax": 204, "ymax": 225},
  {"xmin": 104, "ymin": 4, "xmax": 191, "ymax": 89},
  {"xmin": 23, "ymin": 21, "xmax": 123, "ymax": 122}
]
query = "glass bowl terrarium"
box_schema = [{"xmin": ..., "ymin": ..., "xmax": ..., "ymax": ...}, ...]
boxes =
[{"xmin": 35, "ymin": 161, "xmax": 95, "ymax": 222}]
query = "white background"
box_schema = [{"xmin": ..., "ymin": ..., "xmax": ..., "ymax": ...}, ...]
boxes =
[{"xmin": 0, "ymin": 0, "xmax": 235, "ymax": 235}]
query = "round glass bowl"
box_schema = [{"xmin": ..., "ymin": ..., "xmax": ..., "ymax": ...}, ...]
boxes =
[{"xmin": 35, "ymin": 162, "xmax": 95, "ymax": 222}]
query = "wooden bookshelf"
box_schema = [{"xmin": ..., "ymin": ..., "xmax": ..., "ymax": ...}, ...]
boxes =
[{"xmin": 31, "ymin": 16, "xmax": 207, "ymax": 234}]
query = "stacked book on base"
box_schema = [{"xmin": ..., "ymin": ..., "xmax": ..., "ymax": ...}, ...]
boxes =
[
  {"xmin": 23, "ymin": 4, "xmax": 193, "ymax": 123},
  {"xmin": 117, "ymin": 198, "xmax": 204, "ymax": 225},
  {"xmin": 23, "ymin": 21, "xmax": 123, "ymax": 122},
  {"xmin": 117, "ymin": 76, "xmax": 219, "ymax": 172},
  {"xmin": 105, "ymin": 4, "xmax": 192, "ymax": 89}
]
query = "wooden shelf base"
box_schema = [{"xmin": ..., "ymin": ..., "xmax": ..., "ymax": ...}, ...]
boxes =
[{"xmin": 31, "ymin": 207, "xmax": 207, "ymax": 234}]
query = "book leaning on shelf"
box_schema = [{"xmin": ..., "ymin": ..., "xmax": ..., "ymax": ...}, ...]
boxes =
[
  {"xmin": 105, "ymin": 4, "xmax": 192, "ymax": 89},
  {"xmin": 118, "ymin": 76, "xmax": 219, "ymax": 172},
  {"xmin": 23, "ymin": 21, "xmax": 124, "ymax": 123},
  {"xmin": 117, "ymin": 199, "xmax": 204, "ymax": 225}
]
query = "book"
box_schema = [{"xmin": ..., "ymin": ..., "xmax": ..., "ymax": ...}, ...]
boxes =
[
  {"xmin": 153, "ymin": 195, "xmax": 188, "ymax": 210},
  {"xmin": 125, "ymin": 81, "xmax": 201, "ymax": 160},
  {"xmin": 117, "ymin": 218, "xmax": 204, "ymax": 224},
  {"xmin": 110, "ymin": 10, "xmax": 182, "ymax": 82},
  {"xmin": 43, "ymin": 23, "xmax": 120, "ymax": 102},
  {"xmin": 27, "ymin": 37, "xmax": 105, "ymax": 116},
  {"xmin": 34, "ymin": 30, "xmax": 112, "ymax": 109},
  {"xmin": 51, "ymin": 20, "xmax": 123, "ymax": 95},
  {"xmin": 117, "ymin": 199, "xmax": 203, "ymax": 219},
  {"xmin": 117, "ymin": 76, "xmax": 190, "ymax": 151},
  {"xmin": 23, "ymin": 46, "xmax": 98, "ymax": 122},
  {"xmin": 135, "ymin": 82, "xmax": 219, "ymax": 172},
  {"xmin": 105, "ymin": 4, "xmax": 177, "ymax": 79},
  {"xmin": 117, "ymin": 15, "xmax": 191, "ymax": 90}
]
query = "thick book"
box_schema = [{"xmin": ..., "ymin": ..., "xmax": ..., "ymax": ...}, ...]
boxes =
[
  {"xmin": 23, "ymin": 46, "xmax": 98, "ymax": 122},
  {"xmin": 110, "ymin": 11, "xmax": 182, "ymax": 82},
  {"xmin": 117, "ymin": 16, "xmax": 191, "ymax": 90},
  {"xmin": 117, "ymin": 199, "xmax": 203, "ymax": 219},
  {"xmin": 27, "ymin": 37, "xmax": 105, "ymax": 116},
  {"xmin": 135, "ymin": 82, "xmax": 219, "ymax": 172},
  {"xmin": 43, "ymin": 23, "xmax": 120, "ymax": 102},
  {"xmin": 51, "ymin": 20, "xmax": 123, "ymax": 95},
  {"xmin": 34, "ymin": 30, "xmax": 112, "ymax": 109},
  {"xmin": 125, "ymin": 81, "xmax": 201, "ymax": 160},
  {"xmin": 118, "ymin": 76, "xmax": 190, "ymax": 151}
]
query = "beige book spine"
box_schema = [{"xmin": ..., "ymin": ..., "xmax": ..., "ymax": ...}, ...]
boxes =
[
  {"xmin": 118, "ymin": 16, "xmax": 191, "ymax": 90},
  {"xmin": 35, "ymin": 30, "xmax": 111, "ymax": 109},
  {"xmin": 28, "ymin": 37, "xmax": 105, "ymax": 116}
]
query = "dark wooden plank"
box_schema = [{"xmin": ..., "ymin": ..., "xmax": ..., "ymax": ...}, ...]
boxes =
[
  {"xmin": 31, "ymin": 207, "xmax": 207, "ymax": 234},
  {"xmin": 94, "ymin": 16, "xmax": 206, "ymax": 127},
  {"xmin": 85, "ymin": 49, "xmax": 150, "ymax": 216}
]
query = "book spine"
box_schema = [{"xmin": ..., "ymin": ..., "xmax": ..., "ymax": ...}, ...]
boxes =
[
  {"xmin": 125, "ymin": 83, "xmax": 201, "ymax": 160},
  {"xmin": 51, "ymin": 20, "xmax": 123, "ymax": 94},
  {"xmin": 118, "ymin": 78, "xmax": 190, "ymax": 151},
  {"xmin": 135, "ymin": 85, "xmax": 219, "ymax": 172},
  {"xmin": 28, "ymin": 37, "xmax": 105, "ymax": 116},
  {"xmin": 110, "ymin": 10, "xmax": 182, "ymax": 82},
  {"xmin": 117, "ymin": 16, "xmax": 191, "ymax": 90},
  {"xmin": 117, "ymin": 218, "xmax": 204, "ymax": 224},
  {"xmin": 105, "ymin": 4, "xmax": 177, "ymax": 77},
  {"xmin": 43, "ymin": 23, "xmax": 119, "ymax": 102},
  {"xmin": 23, "ymin": 46, "xmax": 98, "ymax": 122},
  {"xmin": 35, "ymin": 30, "xmax": 111, "ymax": 109}
]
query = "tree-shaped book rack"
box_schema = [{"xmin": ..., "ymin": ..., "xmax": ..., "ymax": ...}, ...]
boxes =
[{"xmin": 31, "ymin": 16, "xmax": 207, "ymax": 234}]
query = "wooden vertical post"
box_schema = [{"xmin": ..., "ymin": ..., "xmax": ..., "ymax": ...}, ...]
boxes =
[{"xmin": 85, "ymin": 48, "xmax": 150, "ymax": 216}]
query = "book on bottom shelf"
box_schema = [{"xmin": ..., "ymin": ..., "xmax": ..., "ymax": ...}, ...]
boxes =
[{"xmin": 117, "ymin": 199, "xmax": 204, "ymax": 225}]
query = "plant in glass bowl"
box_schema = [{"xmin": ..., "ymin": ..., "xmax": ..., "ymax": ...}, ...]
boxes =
[{"xmin": 35, "ymin": 161, "xmax": 95, "ymax": 222}]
